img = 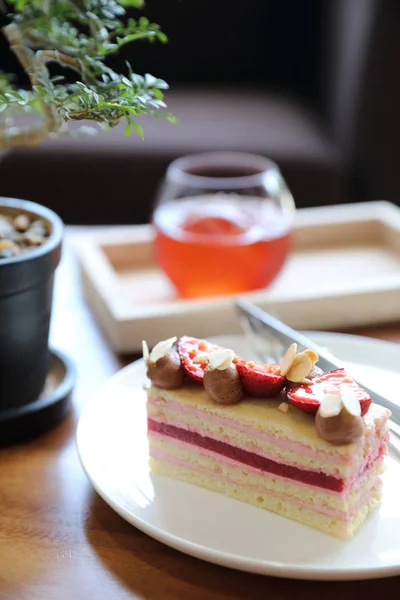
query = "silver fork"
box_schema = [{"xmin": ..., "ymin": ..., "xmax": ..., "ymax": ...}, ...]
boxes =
[{"xmin": 235, "ymin": 299, "xmax": 400, "ymax": 443}]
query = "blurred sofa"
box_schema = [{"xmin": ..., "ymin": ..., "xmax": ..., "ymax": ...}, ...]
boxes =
[{"xmin": 0, "ymin": 0, "xmax": 399, "ymax": 224}]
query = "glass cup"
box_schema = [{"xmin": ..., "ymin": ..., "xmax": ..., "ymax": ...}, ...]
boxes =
[{"xmin": 152, "ymin": 152, "xmax": 295, "ymax": 299}]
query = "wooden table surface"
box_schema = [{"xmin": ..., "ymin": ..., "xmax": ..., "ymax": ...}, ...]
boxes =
[{"xmin": 1, "ymin": 231, "xmax": 400, "ymax": 600}]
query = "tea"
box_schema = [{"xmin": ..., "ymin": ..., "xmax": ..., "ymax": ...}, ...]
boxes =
[{"xmin": 153, "ymin": 195, "xmax": 292, "ymax": 298}]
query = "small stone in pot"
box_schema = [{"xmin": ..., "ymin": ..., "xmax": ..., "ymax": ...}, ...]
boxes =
[
  {"xmin": 0, "ymin": 217, "xmax": 14, "ymax": 240},
  {"xmin": 24, "ymin": 232, "xmax": 47, "ymax": 246},
  {"xmin": 14, "ymin": 214, "xmax": 30, "ymax": 232},
  {"xmin": 28, "ymin": 219, "xmax": 48, "ymax": 237},
  {"xmin": 0, "ymin": 239, "xmax": 19, "ymax": 258},
  {"xmin": 0, "ymin": 213, "xmax": 49, "ymax": 259}
]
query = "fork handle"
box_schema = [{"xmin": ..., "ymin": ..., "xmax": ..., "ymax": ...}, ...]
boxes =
[{"xmin": 236, "ymin": 302, "xmax": 345, "ymax": 372}]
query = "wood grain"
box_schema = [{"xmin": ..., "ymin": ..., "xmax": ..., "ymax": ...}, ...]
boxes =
[{"xmin": 0, "ymin": 229, "xmax": 399, "ymax": 600}]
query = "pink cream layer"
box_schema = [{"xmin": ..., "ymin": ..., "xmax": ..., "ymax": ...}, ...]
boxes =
[
  {"xmin": 149, "ymin": 419, "xmax": 347, "ymax": 491},
  {"xmin": 148, "ymin": 397, "xmax": 357, "ymax": 466},
  {"xmin": 149, "ymin": 430, "xmax": 384, "ymax": 497},
  {"xmin": 150, "ymin": 447, "xmax": 382, "ymax": 521}
]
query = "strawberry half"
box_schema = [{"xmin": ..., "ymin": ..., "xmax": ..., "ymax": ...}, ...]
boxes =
[
  {"xmin": 287, "ymin": 368, "xmax": 372, "ymax": 416},
  {"xmin": 178, "ymin": 336, "xmax": 225, "ymax": 382},
  {"xmin": 235, "ymin": 360, "xmax": 285, "ymax": 397}
]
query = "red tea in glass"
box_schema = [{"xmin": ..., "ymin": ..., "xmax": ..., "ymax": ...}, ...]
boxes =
[
  {"xmin": 154, "ymin": 196, "xmax": 292, "ymax": 298},
  {"xmin": 153, "ymin": 153, "xmax": 295, "ymax": 299}
]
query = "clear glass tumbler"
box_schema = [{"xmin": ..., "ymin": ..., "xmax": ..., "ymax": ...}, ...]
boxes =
[{"xmin": 152, "ymin": 152, "xmax": 295, "ymax": 298}]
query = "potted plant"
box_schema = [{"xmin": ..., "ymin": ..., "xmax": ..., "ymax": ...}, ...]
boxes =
[{"xmin": 0, "ymin": 0, "xmax": 171, "ymax": 416}]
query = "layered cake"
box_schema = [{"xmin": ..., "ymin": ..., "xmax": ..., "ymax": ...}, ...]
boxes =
[{"xmin": 143, "ymin": 336, "xmax": 391, "ymax": 538}]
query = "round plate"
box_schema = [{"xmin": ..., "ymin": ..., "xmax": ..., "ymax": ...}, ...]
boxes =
[{"xmin": 77, "ymin": 332, "xmax": 400, "ymax": 580}]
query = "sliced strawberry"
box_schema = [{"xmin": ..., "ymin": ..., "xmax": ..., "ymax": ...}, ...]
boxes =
[
  {"xmin": 178, "ymin": 336, "xmax": 225, "ymax": 382},
  {"xmin": 287, "ymin": 368, "xmax": 372, "ymax": 416},
  {"xmin": 235, "ymin": 360, "xmax": 285, "ymax": 397}
]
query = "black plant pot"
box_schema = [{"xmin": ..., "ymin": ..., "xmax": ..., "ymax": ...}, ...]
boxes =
[{"xmin": 0, "ymin": 198, "xmax": 63, "ymax": 411}]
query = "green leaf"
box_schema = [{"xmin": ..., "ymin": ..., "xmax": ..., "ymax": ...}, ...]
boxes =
[
  {"xmin": 157, "ymin": 32, "xmax": 168, "ymax": 43},
  {"xmin": 165, "ymin": 113, "xmax": 179, "ymax": 124},
  {"xmin": 124, "ymin": 123, "xmax": 132, "ymax": 136},
  {"xmin": 152, "ymin": 89, "xmax": 164, "ymax": 101},
  {"xmin": 50, "ymin": 76, "xmax": 65, "ymax": 84},
  {"xmin": 121, "ymin": 0, "xmax": 144, "ymax": 8},
  {"xmin": 33, "ymin": 85, "xmax": 47, "ymax": 97},
  {"xmin": 131, "ymin": 121, "xmax": 144, "ymax": 139},
  {"xmin": 6, "ymin": 91, "xmax": 24, "ymax": 101}
]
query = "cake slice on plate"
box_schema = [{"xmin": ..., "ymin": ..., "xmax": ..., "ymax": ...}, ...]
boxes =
[{"xmin": 143, "ymin": 336, "xmax": 391, "ymax": 539}]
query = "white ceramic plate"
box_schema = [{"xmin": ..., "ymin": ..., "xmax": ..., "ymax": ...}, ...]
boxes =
[{"xmin": 77, "ymin": 332, "xmax": 400, "ymax": 580}]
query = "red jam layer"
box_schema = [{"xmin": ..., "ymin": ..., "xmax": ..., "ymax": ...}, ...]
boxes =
[{"xmin": 148, "ymin": 418, "xmax": 344, "ymax": 492}]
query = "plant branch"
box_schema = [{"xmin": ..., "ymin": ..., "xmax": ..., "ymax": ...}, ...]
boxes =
[
  {"xmin": 104, "ymin": 30, "xmax": 157, "ymax": 55},
  {"xmin": 36, "ymin": 50, "xmax": 96, "ymax": 85},
  {"xmin": 2, "ymin": 23, "xmax": 62, "ymax": 133}
]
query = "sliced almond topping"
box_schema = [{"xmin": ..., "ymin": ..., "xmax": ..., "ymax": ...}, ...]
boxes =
[
  {"xmin": 193, "ymin": 352, "xmax": 209, "ymax": 364},
  {"xmin": 286, "ymin": 352, "xmax": 313, "ymax": 382},
  {"xmin": 142, "ymin": 340, "xmax": 150, "ymax": 364},
  {"xmin": 280, "ymin": 343, "xmax": 297, "ymax": 376},
  {"xmin": 207, "ymin": 349, "xmax": 235, "ymax": 371},
  {"xmin": 149, "ymin": 336, "xmax": 177, "ymax": 363},
  {"xmin": 304, "ymin": 348, "xmax": 319, "ymax": 366},
  {"xmin": 278, "ymin": 402, "xmax": 289, "ymax": 413},
  {"xmin": 340, "ymin": 384, "xmax": 361, "ymax": 417},
  {"xmin": 299, "ymin": 377, "xmax": 312, "ymax": 384},
  {"xmin": 319, "ymin": 393, "xmax": 342, "ymax": 418}
]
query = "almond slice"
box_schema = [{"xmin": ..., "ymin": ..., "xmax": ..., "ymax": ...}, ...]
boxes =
[
  {"xmin": 193, "ymin": 352, "xmax": 209, "ymax": 364},
  {"xmin": 286, "ymin": 352, "xmax": 313, "ymax": 383},
  {"xmin": 340, "ymin": 383, "xmax": 362, "ymax": 416},
  {"xmin": 304, "ymin": 348, "xmax": 319, "ymax": 366},
  {"xmin": 149, "ymin": 336, "xmax": 177, "ymax": 362},
  {"xmin": 142, "ymin": 340, "xmax": 150, "ymax": 363},
  {"xmin": 280, "ymin": 343, "xmax": 297, "ymax": 376},
  {"xmin": 207, "ymin": 349, "xmax": 235, "ymax": 371},
  {"xmin": 319, "ymin": 393, "xmax": 342, "ymax": 418}
]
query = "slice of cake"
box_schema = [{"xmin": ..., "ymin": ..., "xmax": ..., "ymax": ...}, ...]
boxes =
[{"xmin": 143, "ymin": 336, "xmax": 391, "ymax": 539}]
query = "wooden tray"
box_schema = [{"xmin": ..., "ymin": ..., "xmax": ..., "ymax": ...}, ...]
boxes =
[{"xmin": 74, "ymin": 201, "xmax": 400, "ymax": 353}]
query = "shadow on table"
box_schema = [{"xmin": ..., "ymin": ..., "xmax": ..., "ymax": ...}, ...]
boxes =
[{"xmin": 84, "ymin": 491, "xmax": 396, "ymax": 600}]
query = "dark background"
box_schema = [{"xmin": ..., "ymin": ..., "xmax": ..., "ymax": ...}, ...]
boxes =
[
  {"xmin": 0, "ymin": 1, "xmax": 323, "ymax": 98},
  {"xmin": 0, "ymin": 0, "xmax": 399, "ymax": 224}
]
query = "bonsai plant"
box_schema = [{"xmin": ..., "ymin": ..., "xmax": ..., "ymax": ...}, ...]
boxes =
[
  {"xmin": 0, "ymin": 0, "xmax": 173, "ymax": 146},
  {"xmin": 0, "ymin": 0, "xmax": 171, "ymax": 424}
]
